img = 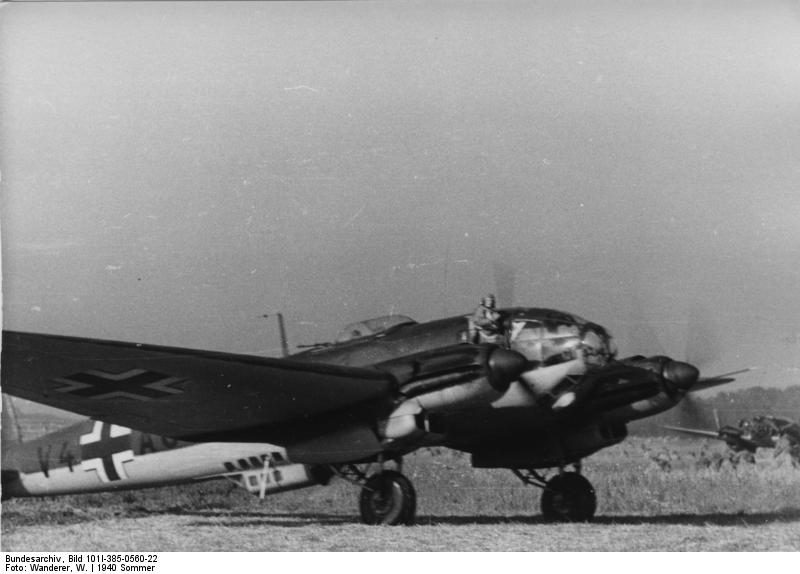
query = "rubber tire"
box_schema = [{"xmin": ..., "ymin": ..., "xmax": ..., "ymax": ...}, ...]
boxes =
[
  {"xmin": 359, "ymin": 470, "xmax": 417, "ymax": 526},
  {"xmin": 540, "ymin": 472, "xmax": 597, "ymax": 522}
]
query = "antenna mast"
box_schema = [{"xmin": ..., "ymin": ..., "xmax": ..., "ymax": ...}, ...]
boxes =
[
  {"xmin": 276, "ymin": 312, "xmax": 289, "ymax": 357},
  {"xmin": 263, "ymin": 312, "xmax": 290, "ymax": 357}
]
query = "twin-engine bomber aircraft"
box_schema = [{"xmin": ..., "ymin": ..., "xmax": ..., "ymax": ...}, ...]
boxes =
[
  {"xmin": 1, "ymin": 304, "xmax": 745, "ymax": 524},
  {"xmin": 666, "ymin": 414, "xmax": 800, "ymax": 459}
]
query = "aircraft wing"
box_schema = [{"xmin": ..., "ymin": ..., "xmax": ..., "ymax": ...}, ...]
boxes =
[
  {"xmin": 1, "ymin": 331, "xmax": 395, "ymax": 442},
  {"xmin": 662, "ymin": 425, "xmax": 721, "ymax": 439}
]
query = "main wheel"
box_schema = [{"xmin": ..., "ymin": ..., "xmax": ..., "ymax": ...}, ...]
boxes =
[
  {"xmin": 359, "ymin": 470, "xmax": 417, "ymax": 525},
  {"xmin": 540, "ymin": 471, "xmax": 596, "ymax": 522}
]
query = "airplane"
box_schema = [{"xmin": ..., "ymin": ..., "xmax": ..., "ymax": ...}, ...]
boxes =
[
  {"xmin": 1, "ymin": 300, "xmax": 747, "ymax": 524},
  {"xmin": 665, "ymin": 413, "xmax": 800, "ymax": 459},
  {"xmin": 1, "ymin": 394, "xmax": 332, "ymax": 501}
]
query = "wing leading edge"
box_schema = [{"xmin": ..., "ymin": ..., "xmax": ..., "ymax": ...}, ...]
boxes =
[{"xmin": 1, "ymin": 331, "xmax": 395, "ymax": 442}]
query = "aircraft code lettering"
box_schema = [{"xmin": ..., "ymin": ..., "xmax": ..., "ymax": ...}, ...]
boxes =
[
  {"xmin": 53, "ymin": 368, "xmax": 185, "ymax": 400},
  {"xmin": 36, "ymin": 444, "xmax": 53, "ymax": 477},
  {"xmin": 58, "ymin": 441, "xmax": 77, "ymax": 472}
]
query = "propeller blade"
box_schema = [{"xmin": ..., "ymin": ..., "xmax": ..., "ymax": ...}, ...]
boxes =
[
  {"xmin": 518, "ymin": 359, "xmax": 585, "ymax": 397},
  {"xmin": 685, "ymin": 301, "xmax": 720, "ymax": 367},
  {"xmin": 492, "ymin": 262, "xmax": 516, "ymax": 308},
  {"xmin": 676, "ymin": 392, "xmax": 711, "ymax": 428},
  {"xmin": 622, "ymin": 293, "xmax": 665, "ymax": 356},
  {"xmin": 673, "ymin": 367, "xmax": 749, "ymax": 427},
  {"xmin": 518, "ymin": 359, "xmax": 618, "ymax": 411}
]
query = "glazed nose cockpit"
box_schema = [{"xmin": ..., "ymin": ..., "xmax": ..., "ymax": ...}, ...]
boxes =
[
  {"xmin": 505, "ymin": 310, "xmax": 615, "ymax": 370},
  {"xmin": 579, "ymin": 322, "xmax": 617, "ymax": 367}
]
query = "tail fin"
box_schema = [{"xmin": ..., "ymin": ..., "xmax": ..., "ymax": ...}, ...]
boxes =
[
  {"xmin": 1, "ymin": 394, "xmax": 24, "ymax": 500},
  {"xmin": 2, "ymin": 393, "xmax": 24, "ymax": 445}
]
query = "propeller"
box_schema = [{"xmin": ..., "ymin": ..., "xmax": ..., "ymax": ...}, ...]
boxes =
[
  {"xmin": 684, "ymin": 301, "xmax": 720, "ymax": 371},
  {"xmin": 623, "ymin": 296, "xmax": 718, "ymax": 370},
  {"xmin": 672, "ymin": 304, "xmax": 754, "ymax": 425},
  {"xmin": 622, "ymin": 292, "xmax": 665, "ymax": 357},
  {"xmin": 681, "ymin": 303, "xmax": 747, "ymax": 420},
  {"xmin": 677, "ymin": 388, "xmax": 708, "ymax": 427},
  {"xmin": 492, "ymin": 262, "xmax": 516, "ymax": 308},
  {"xmin": 617, "ymin": 297, "xmax": 751, "ymax": 426}
]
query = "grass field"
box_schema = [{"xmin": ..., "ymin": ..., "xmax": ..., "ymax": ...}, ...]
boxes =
[{"xmin": 3, "ymin": 437, "xmax": 800, "ymax": 551}]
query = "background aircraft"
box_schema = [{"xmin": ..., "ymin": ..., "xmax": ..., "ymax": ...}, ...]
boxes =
[
  {"xmin": 1, "ymin": 394, "xmax": 331, "ymax": 501},
  {"xmin": 665, "ymin": 412, "xmax": 800, "ymax": 465},
  {"xmin": 2, "ymin": 296, "xmax": 746, "ymax": 525}
]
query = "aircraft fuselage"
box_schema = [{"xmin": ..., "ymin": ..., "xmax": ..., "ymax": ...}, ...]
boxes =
[{"xmin": 2, "ymin": 418, "xmax": 323, "ymax": 499}]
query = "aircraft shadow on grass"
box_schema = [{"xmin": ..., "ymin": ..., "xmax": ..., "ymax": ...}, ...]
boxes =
[
  {"xmin": 5, "ymin": 506, "xmax": 798, "ymax": 531},
  {"xmin": 5, "ymin": 503, "xmax": 800, "ymax": 530},
  {"xmin": 180, "ymin": 509, "xmax": 800, "ymax": 529},
  {"xmin": 592, "ymin": 510, "xmax": 800, "ymax": 527}
]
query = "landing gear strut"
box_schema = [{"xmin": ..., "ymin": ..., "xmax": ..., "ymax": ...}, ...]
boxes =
[
  {"xmin": 332, "ymin": 460, "xmax": 417, "ymax": 526},
  {"xmin": 513, "ymin": 464, "xmax": 597, "ymax": 522}
]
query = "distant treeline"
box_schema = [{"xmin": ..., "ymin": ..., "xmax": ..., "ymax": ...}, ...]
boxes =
[{"xmin": 630, "ymin": 385, "xmax": 800, "ymax": 436}]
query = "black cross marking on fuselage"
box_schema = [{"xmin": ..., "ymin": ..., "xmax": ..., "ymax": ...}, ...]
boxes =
[
  {"xmin": 54, "ymin": 369, "xmax": 185, "ymax": 400},
  {"xmin": 80, "ymin": 423, "xmax": 132, "ymax": 482}
]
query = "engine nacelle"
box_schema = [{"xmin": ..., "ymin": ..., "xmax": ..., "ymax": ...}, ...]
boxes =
[
  {"xmin": 375, "ymin": 344, "xmax": 526, "ymax": 440},
  {"xmin": 588, "ymin": 355, "xmax": 699, "ymax": 423}
]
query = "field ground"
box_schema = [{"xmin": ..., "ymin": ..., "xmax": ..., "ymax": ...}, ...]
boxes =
[
  {"xmin": 3, "ymin": 437, "xmax": 800, "ymax": 551},
  {"xmin": 3, "ymin": 510, "xmax": 799, "ymax": 552}
]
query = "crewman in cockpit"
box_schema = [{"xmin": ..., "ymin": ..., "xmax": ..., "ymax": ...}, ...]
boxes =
[{"xmin": 470, "ymin": 294, "xmax": 503, "ymax": 344}]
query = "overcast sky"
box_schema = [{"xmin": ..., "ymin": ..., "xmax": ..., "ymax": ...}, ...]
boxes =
[{"xmin": 2, "ymin": 1, "xmax": 800, "ymax": 391}]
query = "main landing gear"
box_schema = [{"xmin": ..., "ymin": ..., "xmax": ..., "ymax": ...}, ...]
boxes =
[
  {"xmin": 331, "ymin": 459, "xmax": 595, "ymax": 525},
  {"xmin": 512, "ymin": 463, "xmax": 597, "ymax": 522},
  {"xmin": 331, "ymin": 459, "xmax": 417, "ymax": 526}
]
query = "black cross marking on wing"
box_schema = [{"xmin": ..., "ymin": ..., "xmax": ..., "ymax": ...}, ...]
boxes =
[{"xmin": 53, "ymin": 369, "xmax": 186, "ymax": 400}]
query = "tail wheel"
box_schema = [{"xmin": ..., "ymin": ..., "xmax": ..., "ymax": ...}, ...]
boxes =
[
  {"xmin": 540, "ymin": 471, "xmax": 596, "ymax": 522},
  {"xmin": 359, "ymin": 470, "xmax": 416, "ymax": 526}
]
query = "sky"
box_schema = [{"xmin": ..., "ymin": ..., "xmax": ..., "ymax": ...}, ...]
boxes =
[{"xmin": 2, "ymin": 1, "xmax": 800, "ymax": 392}]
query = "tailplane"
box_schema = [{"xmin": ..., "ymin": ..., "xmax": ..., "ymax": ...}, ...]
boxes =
[
  {"xmin": 1, "ymin": 393, "xmax": 24, "ymax": 445},
  {"xmin": 1, "ymin": 394, "xmax": 24, "ymax": 500}
]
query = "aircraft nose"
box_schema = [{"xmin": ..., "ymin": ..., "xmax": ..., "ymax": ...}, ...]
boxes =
[
  {"xmin": 487, "ymin": 347, "xmax": 528, "ymax": 391},
  {"xmin": 662, "ymin": 360, "xmax": 700, "ymax": 391},
  {"xmin": 580, "ymin": 324, "xmax": 615, "ymax": 366}
]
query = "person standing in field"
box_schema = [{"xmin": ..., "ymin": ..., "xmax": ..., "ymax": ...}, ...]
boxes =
[{"xmin": 774, "ymin": 423, "xmax": 800, "ymax": 468}]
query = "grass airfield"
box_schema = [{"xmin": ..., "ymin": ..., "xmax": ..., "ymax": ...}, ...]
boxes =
[{"xmin": 3, "ymin": 437, "xmax": 800, "ymax": 551}]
